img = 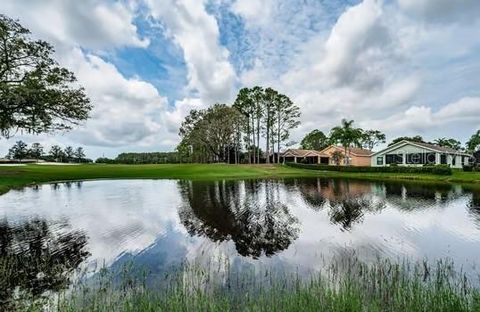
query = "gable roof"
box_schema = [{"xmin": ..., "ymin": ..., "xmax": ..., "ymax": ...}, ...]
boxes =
[
  {"xmin": 320, "ymin": 145, "xmax": 373, "ymax": 157},
  {"xmin": 348, "ymin": 147, "xmax": 374, "ymax": 156},
  {"xmin": 412, "ymin": 141, "xmax": 461, "ymax": 154},
  {"xmin": 372, "ymin": 140, "xmax": 472, "ymax": 156},
  {"xmin": 281, "ymin": 149, "xmax": 329, "ymax": 158}
]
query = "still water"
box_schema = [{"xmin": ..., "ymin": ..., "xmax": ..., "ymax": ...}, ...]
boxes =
[{"xmin": 1, "ymin": 178, "xmax": 480, "ymax": 302}]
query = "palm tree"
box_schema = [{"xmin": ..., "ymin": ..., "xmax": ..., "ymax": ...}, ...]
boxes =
[
  {"xmin": 330, "ymin": 119, "xmax": 364, "ymax": 165},
  {"xmin": 331, "ymin": 150, "xmax": 344, "ymax": 166}
]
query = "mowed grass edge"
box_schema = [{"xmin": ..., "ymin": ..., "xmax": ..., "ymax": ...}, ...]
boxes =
[{"xmin": 1, "ymin": 163, "xmax": 480, "ymax": 195}]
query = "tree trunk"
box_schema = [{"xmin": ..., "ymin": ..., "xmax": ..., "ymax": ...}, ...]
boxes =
[
  {"xmin": 251, "ymin": 116, "xmax": 256, "ymax": 164},
  {"xmin": 235, "ymin": 142, "xmax": 238, "ymax": 164},
  {"xmin": 344, "ymin": 146, "xmax": 348, "ymax": 165},
  {"xmin": 277, "ymin": 129, "xmax": 281, "ymax": 164},
  {"xmin": 246, "ymin": 116, "xmax": 251, "ymax": 164},
  {"xmin": 277, "ymin": 113, "xmax": 281, "ymax": 164},
  {"xmin": 227, "ymin": 146, "xmax": 230, "ymax": 164},
  {"xmin": 256, "ymin": 114, "xmax": 260, "ymax": 164},
  {"xmin": 266, "ymin": 109, "xmax": 270, "ymax": 164}
]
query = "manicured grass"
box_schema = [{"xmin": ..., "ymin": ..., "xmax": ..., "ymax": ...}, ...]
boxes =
[{"xmin": 1, "ymin": 163, "xmax": 480, "ymax": 195}]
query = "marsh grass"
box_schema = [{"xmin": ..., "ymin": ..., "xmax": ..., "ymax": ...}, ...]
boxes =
[{"xmin": 8, "ymin": 256, "xmax": 479, "ymax": 312}]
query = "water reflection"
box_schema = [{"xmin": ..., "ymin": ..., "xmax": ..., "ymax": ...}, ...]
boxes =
[
  {"xmin": 328, "ymin": 198, "xmax": 367, "ymax": 231},
  {"xmin": 0, "ymin": 218, "xmax": 89, "ymax": 308},
  {"xmin": 295, "ymin": 179, "xmax": 385, "ymax": 231},
  {"xmin": 468, "ymin": 192, "xmax": 480, "ymax": 226},
  {"xmin": 178, "ymin": 180, "xmax": 300, "ymax": 258},
  {"xmin": 0, "ymin": 178, "xmax": 480, "ymax": 304},
  {"xmin": 381, "ymin": 182, "xmax": 463, "ymax": 211}
]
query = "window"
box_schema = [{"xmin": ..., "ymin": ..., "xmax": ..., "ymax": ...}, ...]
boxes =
[
  {"xmin": 386, "ymin": 154, "xmax": 403, "ymax": 165},
  {"xmin": 377, "ymin": 157, "xmax": 383, "ymax": 165},
  {"xmin": 405, "ymin": 152, "xmax": 436, "ymax": 165},
  {"xmin": 426, "ymin": 153, "xmax": 436, "ymax": 165},
  {"xmin": 440, "ymin": 154, "xmax": 447, "ymax": 165},
  {"xmin": 452, "ymin": 156, "xmax": 456, "ymax": 166},
  {"xmin": 406, "ymin": 153, "xmax": 421, "ymax": 164}
]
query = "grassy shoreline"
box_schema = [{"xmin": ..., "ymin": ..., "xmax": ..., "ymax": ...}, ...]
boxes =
[
  {"xmin": 1, "ymin": 163, "xmax": 480, "ymax": 195},
  {"xmin": 10, "ymin": 257, "xmax": 480, "ymax": 311}
]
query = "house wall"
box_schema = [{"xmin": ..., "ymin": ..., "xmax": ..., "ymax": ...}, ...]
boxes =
[
  {"xmin": 371, "ymin": 143, "xmax": 466, "ymax": 168},
  {"xmin": 371, "ymin": 144, "xmax": 434, "ymax": 167},
  {"xmin": 322, "ymin": 146, "xmax": 346, "ymax": 165},
  {"xmin": 351, "ymin": 156, "xmax": 372, "ymax": 167},
  {"xmin": 321, "ymin": 146, "xmax": 371, "ymax": 166}
]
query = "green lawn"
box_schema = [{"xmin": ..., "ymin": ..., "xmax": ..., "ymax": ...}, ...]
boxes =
[{"xmin": 1, "ymin": 163, "xmax": 480, "ymax": 194}]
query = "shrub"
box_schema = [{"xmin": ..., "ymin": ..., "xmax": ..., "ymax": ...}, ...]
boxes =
[
  {"xmin": 95, "ymin": 157, "xmax": 116, "ymax": 164},
  {"xmin": 463, "ymin": 165, "xmax": 473, "ymax": 172},
  {"xmin": 429, "ymin": 164, "xmax": 451, "ymax": 175},
  {"xmin": 286, "ymin": 163, "xmax": 452, "ymax": 175}
]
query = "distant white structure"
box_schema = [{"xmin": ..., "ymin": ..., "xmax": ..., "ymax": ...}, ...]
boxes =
[{"xmin": 0, "ymin": 158, "xmax": 45, "ymax": 164}]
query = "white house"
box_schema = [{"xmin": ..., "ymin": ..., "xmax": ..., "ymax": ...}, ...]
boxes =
[{"xmin": 371, "ymin": 140, "xmax": 473, "ymax": 169}]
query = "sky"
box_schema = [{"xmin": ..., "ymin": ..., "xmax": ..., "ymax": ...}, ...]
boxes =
[{"xmin": 1, "ymin": 0, "xmax": 480, "ymax": 159}]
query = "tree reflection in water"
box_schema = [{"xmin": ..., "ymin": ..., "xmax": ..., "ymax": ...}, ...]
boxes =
[
  {"xmin": 0, "ymin": 218, "xmax": 89, "ymax": 309},
  {"xmin": 468, "ymin": 191, "xmax": 480, "ymax": 226},
  {"xmin": 328, "ymin": 197, "xmax": 371, "ymax": 231},
  {"xmin": 295, "ymin": 178, "xmax": 388, "ymax": 231},
  {"xmin": 295, "ymin": 178, "xmax": 477, "ymax": 231},
  {"xmin": 178, "ymin": 180, "xmax": 299, "ymax": 259}
]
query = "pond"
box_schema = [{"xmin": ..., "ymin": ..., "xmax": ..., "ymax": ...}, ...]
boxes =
[{"xmin": 1, "ymin": 178, "xmax": 480, "ymax": 304}]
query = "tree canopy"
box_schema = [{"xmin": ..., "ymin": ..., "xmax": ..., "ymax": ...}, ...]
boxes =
[
  {"xmin": 0, "ymin": 14, "xmax": 91, "ymax": 138},
  {"xmin": 300, "ymin": 129, "xmax": 329, "ymax": 150},
  {"xmin": 178, "ymin": 87, "xmax": 300, "ymax": 164},
  {"xmin": 6, "ymin": 140, "xmax": 28, "ymax": 160},
  {"xmin": 361, "ymin": 130, "xmax": 386, "ymax": 150},
  {"xmin": 178, "ymin": 103, "xmax": 243, "ymax": 163},
  {"xmin": 233, "ymin": 87, "xmax": 300, "ymax": 163},
  {"xmin": 434, "ymin": 138, "xmax": 462, "ymax": 150},
  {"xmin": 467, "ymin": 130, "xmax": 480, "ymax": 152},
  {"xmin": 329, "ymin": 119, "xmax": 364, "ymax": 164},
  {"xmin": 5, "ymin": 141, "xmax": 89, "ymax": 162},
  {"xmin": 389, "ymin": 135, "xmax": 425, "ymax": 146}
]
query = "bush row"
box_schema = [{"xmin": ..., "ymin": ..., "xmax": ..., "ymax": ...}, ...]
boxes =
[
  {"xmin": 286, "ymin": 162, "xmax": 453, "ymax": 175},
  {"xmin": 463, "ymin": 165, "xmax": 480, "ymax": 172}
]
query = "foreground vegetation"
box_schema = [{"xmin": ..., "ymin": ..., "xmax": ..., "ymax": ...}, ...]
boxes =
[
  {"xmin": 1, "ymin": 163, "xmax": 480, "ymax": 195},
  {"xmin": 9, "ymin": 257, "xmax": 480, "ymax": 311},
  {"xmin": 287, "ymin": 162, "xmax": 454, "ymax": 175}
]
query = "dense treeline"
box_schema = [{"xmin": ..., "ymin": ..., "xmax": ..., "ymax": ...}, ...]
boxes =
[
  {"xmin": 96, "ymin": 152, "xmax": 182, "ymax": 164},
  {"xmin": 3, "ymin": 141, "xmax": 90, "ymax": 163},
  {"xmin": 177, "ymin": 87, "xmax": 300, "ymax": 164}
]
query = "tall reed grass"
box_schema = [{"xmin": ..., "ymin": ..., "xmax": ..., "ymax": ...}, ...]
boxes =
[{"xmin": 9, "ymin": 257, "xmax": 480, "ymax": 311}]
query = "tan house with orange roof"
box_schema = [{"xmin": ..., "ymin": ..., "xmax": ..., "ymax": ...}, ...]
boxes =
[
  {"xmin": 281, "ymin": 145, "xmax": 373, "ymax": 166},
  {"xmin": 280, "ymin": 149, "xmax": 330, "ymax": 164},
  {"xmin": 319, "ymin": 145, "xmax": 373, "ymax": 166}
]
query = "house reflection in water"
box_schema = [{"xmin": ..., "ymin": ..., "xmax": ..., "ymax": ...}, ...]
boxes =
[{"xmin": 293, "ymin": 178, "xmax": 383, "ymax": 231}]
